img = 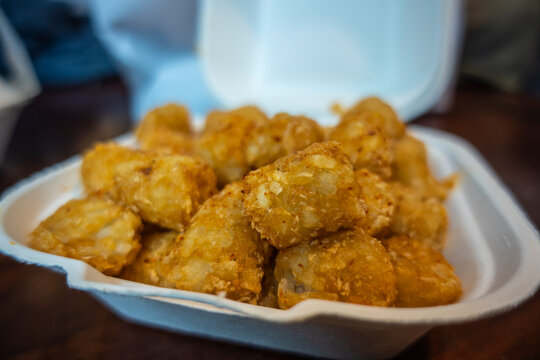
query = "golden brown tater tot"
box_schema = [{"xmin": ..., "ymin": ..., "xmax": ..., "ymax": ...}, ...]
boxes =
[
  {"xmin": 246, "ymin": 113, "xmax": 324, "ymax": 168},
  {"xmin": 355, "ymin": 169, "xmax": 395, "ymax": 235},
  {"xmin": 29, "ymin": 196, "xmax": 142, "ymax": 276},
  {"xmin": 329, "ymin": 111, "xmax": 393, "ymax": 179},
  {"xmin": 388, "ymin": 183, "xmax": 448, "ymax": 251},
  {"xmin": 383, "ymin": 236, "xmax": 462, "ymax": 307},
  {"xmin": 392, "ymin": 135, "xmax": 454, "ymax": 200},
  {"xmin": 342, "ymin": 97, "xmax": 405, "ymax": 139},
  {"xmin": 160, "ymin": 182, "xmax": 272, "ymax": 303},
  {"xmin": 195, "ymin": 106, "xmax": 268, "ymax": 186},
  {"xmin": 136, "ymin": 103, "xmax": 192, "ymax": 137},
  {"xmin": 243, "ymin": 141, "xmax": 366, "ymax": 249},
  {"xmin": 121, "ymin": 230, "xmax": 178, "ymax": 288},
  {"xmin": 275, "ymin": 229, "xmax": 397, "ymax": 309}
]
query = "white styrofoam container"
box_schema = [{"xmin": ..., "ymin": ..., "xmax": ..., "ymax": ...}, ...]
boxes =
[{"xmin": 1, "ymin": 127, "xmax": 539, "ymax": 359}]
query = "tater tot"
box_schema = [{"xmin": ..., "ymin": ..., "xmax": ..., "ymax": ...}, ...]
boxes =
[
  {"xmin": 82, "ymin": 143, "xmax": 217, "ymax": 231},
  {"xmin": 245, "ymin": 113, "xmax": 288, "ymax": 168},
  {"xmin": 246, "ymin": 113, "xmax": 324, "ymax": 168},
  {"xmin": 81, "ymin": 143, "xmax": 141, "ymax": 197},
  {"xmin": 114, "ymin": 154, "xmax": 217, "ymax": 232},
  {"xmin": 136, "ymin": 104, "xmax": 194, "ymax": 155},
  {"xmin": 282, "ymin": 114, "xmax": 324, "ymax": 154},
  {"xmin": 383, "ymin": 236, "xmax": 462, "ymax": 307},
  {"xmin": 203, "ymin": 105, "xmax": 267, "ymax": 134},
  {"xmin": 196, "ymin": 106, "xmax": 268, "ymax": 186},
  {"xmin": 274, "ymin": 229, "xmax": 397, "ymax": 310},
  {"xmin": 120, "ymin": 230, "xmax": 178, "ymax": 288},
  {"xmin": 243, "ymin": 141, "xmax": 367, "ymax": 249},
  {"xmin": 342, "ymin": 97, "xmax": 406, "ymax": 139},
  {"xmin": 136, "ymin": 103, "xmax": 192, "ymax": 137},
  {"xmin": 388, "ymin": 183, "xmax": 448, "ymax": 251},
  {"xmin": 329, "ymin": 111, "xmax": 393, "ymax": 179},
  {"xmin": 195, "ymin": 124, "xmax": 252, "ymax": 187},
  {"xmin": 29, "ymin": 196, "xmax": 142, "ymax": 275},
  {"xmin": 355, "ymin": 169, "xmax": 395, "ymax": 235},
  {"xmin": 138, "ymin": 127, "xmax": 194, "ymax": 156},
  {"xmin": 392, "ymin": 135, "xmax": 455, "ymax": 200},
  {"xmin": 160, "ymin": 182, "xmax": 272, "ymax": 303}
]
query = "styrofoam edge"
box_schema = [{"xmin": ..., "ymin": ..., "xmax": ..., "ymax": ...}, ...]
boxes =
[{"xmin": 1, "ymin": 127, "xmax": 539, "ymax": 325}]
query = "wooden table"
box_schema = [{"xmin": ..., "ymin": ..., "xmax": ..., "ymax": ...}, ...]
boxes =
[{"xmin": 1, "ymin": 79, "xmax": 538, "ymax": 359}]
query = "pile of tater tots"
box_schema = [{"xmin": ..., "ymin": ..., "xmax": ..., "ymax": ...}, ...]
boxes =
[{"xmin": 30, "ymin": 97, "xmax": 462, "ymax": 309}]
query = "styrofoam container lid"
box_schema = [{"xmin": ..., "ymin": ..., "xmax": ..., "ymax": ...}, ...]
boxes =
[{"xmin": 198, "ymin": 0, "xmax": 462, "ymax": 124}]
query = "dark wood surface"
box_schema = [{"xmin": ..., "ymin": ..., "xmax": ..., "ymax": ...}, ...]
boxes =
[{"xmin": 0, "ymin": 79, "xmax": 538, "ymax": 360}]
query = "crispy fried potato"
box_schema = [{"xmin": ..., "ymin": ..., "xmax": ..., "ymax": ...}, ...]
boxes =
[
  {"xmin": 246, "ymin": 113, "xmax": 324, "ymax": 168},
  {"xmin": 329, "ymin": 111, "xmax": 393, "ymax": 179},
  {"xmin": 246, "ymin": 114, "xmax": 289, "ymax": 168},
  {"xmin": 81, "ymin": 143, "xmax": 217, "ymax": 231},
  {"xmin": 282, "ymin": 114, "xmax": 325, "ymax": 154},
  {"xmin": 81, "ymin": 143, "xmax": 141, "ymax": 198},
  {"xmin": 388, "ymin": 183, "xmax": 448, "ymax": 251},
  {"xmin": 203, "ymin": 105, "xmax": 267, "ymax": 134},
  {"xmin": 138, "ymin": 127, "xmax": 194, "ymax": 156},
  {"xmin": 243, "ymin": 141, "xmax": 366, "ymax": 249},
  {"xmin": 29, "ymin": 196, "xmax": 142, "ymax": 275},
  {"xmin": 160, "ymin": 182, "xmax": 272, "ymax": 303},
  {"xmin": 196, "ymin": 106, "xmax": 268, "ymax": 186},
  {"xmin": 136, "ymin": 104, "xmax": 194, "ymax": 155},
  {"xmin": 275, "ymin": 229, "xmax": 397, "ymax": 310},
  {"xmin": 120, "ymin": 230, "xmax": 178, "ymax": 288},
  {"xmin": 194, "ymin": 127, "xmax": 252, "ymax": 187},
  {"xmin": 114, "ymin": 154, "xmax": 217, "ymax": 232},
  {"xmin": 136, "ymin": 103, "xmax": 192, "ymax": 137},
  {"xmin": 392, "ymin": 135, "xmax": 454, "ymax": 200},
  {"xmin": 355, "ymin": 169, "xmax": 394, "ymax": 235},
  {"xmin": 383, "ymin": 236, "xmax": 462, "ymax": 307},
  {"xmin": 342, "ymin": 97, "xmax": 405, "ymax": 139}
]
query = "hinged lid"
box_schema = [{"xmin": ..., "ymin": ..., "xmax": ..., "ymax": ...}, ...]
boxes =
[{"xmin": 198, "ymin": 0, "xmax": 462, "ymax": 124}]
